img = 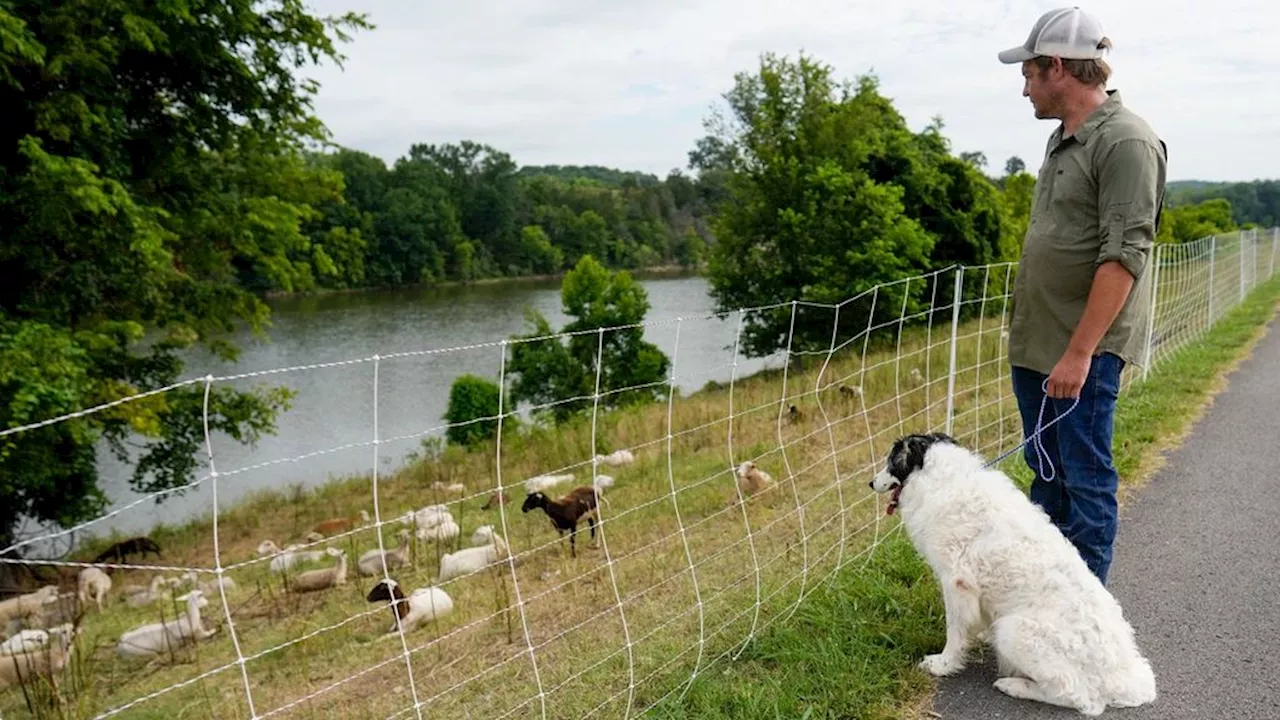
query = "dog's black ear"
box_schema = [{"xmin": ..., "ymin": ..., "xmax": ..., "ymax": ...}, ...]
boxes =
[
  {"xmin": 887, "ymin": 434, "xmax": 929, "ymax": 483},
  {"xmin": 926, "ymin": 432, "xmax": 954, "ymax": 445}
]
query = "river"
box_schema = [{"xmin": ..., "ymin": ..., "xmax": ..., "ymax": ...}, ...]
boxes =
[{"xmin": 87, "ymin": 272, "xmax": 778, "ymax": 540}]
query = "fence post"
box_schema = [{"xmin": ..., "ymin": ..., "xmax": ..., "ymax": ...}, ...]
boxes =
[
  {"xmin": 1239, "ymin": 232, "xmax": 1247, "ymax": 304},
  {"xmin": 1142, "ymin": 243, "xmax": 1163, "ymax": 380},
  {"xmin": 1252, "ymin": 229, "xmax": 1259, "ymax": 289},
  {"xmin": 944, "ymin": 266, "xmax": 964, "ymax": 436},
  {"xmin": 1208, "ymin": 235, "xmax": 1217, "ymax": 322}
]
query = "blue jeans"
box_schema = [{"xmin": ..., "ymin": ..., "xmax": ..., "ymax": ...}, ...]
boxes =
[{"xmin": 1011, "ymin": 353, "xmax": 1125, "ymax": 585}]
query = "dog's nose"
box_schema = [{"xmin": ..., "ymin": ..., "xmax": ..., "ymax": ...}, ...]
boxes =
[{"xmin": 868, "ymin": 480, "xmax": 874, "ymax": 490}]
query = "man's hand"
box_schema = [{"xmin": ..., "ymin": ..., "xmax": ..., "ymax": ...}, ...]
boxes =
[{"xmin": 1047, "ymin": 348, "xmax": 1092, "ymax": 399}]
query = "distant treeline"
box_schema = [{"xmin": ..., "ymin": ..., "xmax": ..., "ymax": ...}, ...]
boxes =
[{"xmin": 287, "ymin": 144, "xmax": 728, "ymax": 294}]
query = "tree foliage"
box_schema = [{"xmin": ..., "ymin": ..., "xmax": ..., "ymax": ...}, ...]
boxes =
[
  {"xmin": 304, "ymin": 145, "xmax": 719, "ymax": 290},
  {"xmin": 443, "ymin": 374, "xmax": 506, "ymax": 447},
  {"xmin": 696, "ymin": 53, "xmax": 1008, "ymax": 358},
  {"xmin": 506, "ymin": 256, "xmax": 670, "ymax": 425},
  {"xmin": 1166, "ymin": 179, "xmax": 1279, "ymax": 229},
  {"xmin": 0, "ymin": 0, "xmax": 368, "ymax": 551},
  {"xmin": 1157, "ymin": 197, "xmax": 1238, "ymax": 243}
]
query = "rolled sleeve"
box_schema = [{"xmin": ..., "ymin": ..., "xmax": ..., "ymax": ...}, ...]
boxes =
[{"xmin": 1096, "ymin": 138, "xmax": 1165, "ymax": 279}]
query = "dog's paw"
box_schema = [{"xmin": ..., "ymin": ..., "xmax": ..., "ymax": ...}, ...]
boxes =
[
  {"xmin": 994, "ymin": 677, "xmax": 1033, "ymax": 699},
  {"xmin": 919, "ymin": 653, "xmax": 964, "ymax": 677}
]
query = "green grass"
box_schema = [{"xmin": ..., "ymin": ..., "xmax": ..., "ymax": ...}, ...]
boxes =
[
  {"xmin": 642, "ymin": 273, "xmax": 1280, "ymax": 720},
  {"xmin": 5, "ymin": 265, "xmax": 1277, "ymax": 720}
]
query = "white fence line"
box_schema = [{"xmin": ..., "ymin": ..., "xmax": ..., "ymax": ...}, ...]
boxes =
[{"xmin": 0, "ymin": 227, "xmax": 1276, "ymax": 719}]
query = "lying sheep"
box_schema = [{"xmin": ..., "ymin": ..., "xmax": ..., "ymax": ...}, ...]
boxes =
[
  {"xmin": 0, "ymin": 624, "xmax": 74, "ymax": 657},
  {"xmin": 357, "ymin": 529, "xmax": 412, "ymax": 577},
  {"xmin": 594, "ymin": 449, "xmax": 635, "ymax": 467},
  {"xmin": 288, "ymin": 548, "xmax": 348, "ymax": 594},
  {"xmin": 524, "ymin": 473, "xmax": 575, "ymax": 494},
  {"xmin": 437, "ymin": 528, "xmax": 508, "ymax": 583},
  {"xmin": 366, "ymin": 578, "xmax": 454, "ymax": 637},
  {"xmin": 0, "ymin": 626, "xmax": 78, "ymax": 690},
  {"xmin": 116, "ymin": 590, "xmax": 217, "ymax": 659},
  {"xmin": 736, "ymin": 461, "xmax": 772, "ymax": 499}
]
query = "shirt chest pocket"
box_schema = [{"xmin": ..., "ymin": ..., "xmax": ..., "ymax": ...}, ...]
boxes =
[{"xmin": 1043, "ymin": 150, "xmax": 1098, "ymax": 237}]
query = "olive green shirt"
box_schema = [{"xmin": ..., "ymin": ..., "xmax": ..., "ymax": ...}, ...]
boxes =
[{"xmin": 1009, "ymin": 89, "xmax": 1167, "ymax": 376}]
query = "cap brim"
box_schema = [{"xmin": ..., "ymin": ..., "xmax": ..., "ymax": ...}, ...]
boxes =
[{"xmin": 997, "ymin": 46, "xmax": 1035, "ymax": 64}]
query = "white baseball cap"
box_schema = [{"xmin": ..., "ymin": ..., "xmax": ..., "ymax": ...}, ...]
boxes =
[{"xmin": 998, "ymin": 7, "xmax": 1109, "ymax": 64}]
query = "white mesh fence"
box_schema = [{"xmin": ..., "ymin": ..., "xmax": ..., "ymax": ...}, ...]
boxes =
[{"xmin": 1, "ymin": 227, "xmax": 1276, "ymax": 719}]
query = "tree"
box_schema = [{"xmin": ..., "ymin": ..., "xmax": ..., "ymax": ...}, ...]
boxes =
[
  {"xmin": 1004, "ymin": 155, "xmax": 1027, "ymax": 176},
  {"xmin": 696, "ymin": 53, "xmax": 1007, "ymax": 358},
  {"xmin": 959, "ymin": 151, "xmax": 988, "ymax": 171},
  {"xmin": 443, "ymin": 375, "xmax": 506, "ymax": 446},
  {"xmin": 1157, "ymin": 197, "xmax": 1238, "ymax": 243},
  {"xmin": 506, "ymin": 255, "xmax": 670, "ymax": 424},
  {"xmin": 0, "ymin": 1, "xmax": 369, "ymax": 558}
]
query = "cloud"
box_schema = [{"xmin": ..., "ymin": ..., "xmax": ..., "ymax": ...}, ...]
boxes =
[{"xmin": 302, "ymin": 0, "xmax": 1280, "ymax": 182}]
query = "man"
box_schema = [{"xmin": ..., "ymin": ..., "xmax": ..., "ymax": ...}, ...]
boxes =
[{"xmin": 998, "ymin": 7, "xmax": 1167, "ymax": 585}]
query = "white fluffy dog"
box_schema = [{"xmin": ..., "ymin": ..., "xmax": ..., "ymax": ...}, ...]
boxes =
[{"xmin": 869, "ymin": 432, "xmax": 1156, "ymax": 716}]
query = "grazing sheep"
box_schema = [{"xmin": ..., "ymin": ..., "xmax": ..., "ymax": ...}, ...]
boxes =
[
  {"xmin": 524, "ymin": 473, "xmax": 574, "ymax": 494},
  {"xmin": 116, "ymin": 590, "xmax": 217, "ymax": 659},
  {"xmin": 0, "ymin": 626, "xmax": 77, "ymax": 690},
  {"xmin": 521, "ymin": 485, "xmax": 600, "ymax": 557},
  {"xmin": 736, "ymin": 461, "xmax": 772, "ymax": 499},
  {"xmin": 366, "ymin": 578, "xmax": 454, "ymax": 637},
  {"xmin": 437, "ymin": 529, "xmax": 508, "ymax": 583},
  {"xmin": 288, "ymin": 548, "xmax": 348, "ymax": 593},
  {"xmin": 594, "ymin": 449, "xmax": 635, "ymax": 467},
  {"xmin": 0, "ymin": 586, "xmax": 59, "ymax": 627},
  {"xmin": 311, "ymin": 510, "xmax": 370, "ymax": 537},
  {"xmin": 77, "ymin": 567, "xmax": 112, "ymax": 612},
  {"xmin": 90, "ymin": 536, "xmax": 162, "ymax": 565},
  {"xmin": 357, "ymin": 529, "xmax": 412, "ymax": 577}
]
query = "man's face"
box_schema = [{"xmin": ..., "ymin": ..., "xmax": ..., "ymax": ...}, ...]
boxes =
[{"xmin": 1021, "ymin": 59, "xmax": 1062, "ymax": 120}]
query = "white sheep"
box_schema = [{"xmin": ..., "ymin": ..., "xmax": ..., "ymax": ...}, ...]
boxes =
[
  {"xmin": 116, "ymin": 589, "xmax": 217, "ymax": 659},
  {"xmin": 438, "ymin": 527, "xmax": 508, "ymax": 583},
  {"xmin": 0, "ymin": 623, "xmax": 74, "ymax": 657},
  {"xmin": 366, "ymin": 578, "xmax": 454, "ymax": 637},
  {"xmin": 357, "ymin": 529, "xmax": 412, "ymax": 577},
  {"xmin": 288, "ymin": 548, "xmax": 348, "ymax": 593},
  {"xmin": 0, "ymin": 626, "xmax": 77, "ymax": 690},
  {"xmin": 430, "ymin": 481, "xmax": 467, "ymax": 495},
  {"xmin": 524, "ymin": 473, "xmax": 575, "ymax": 493},
  {"xmin": 0, "ymin": 586, "xmax": 59, "ymax": 627},
  {"xmin": 416, "ymin": 518, "xmax": 460, "ymax": 543},
  {"xmin": 258, "ymin": 540, "xmax": 328, "ymax": 574},
  {"xmin": 78, "ymin": 567, "xmax": 112, "ymax": 612},
  {"xmin": 594, "ymin": 449, "xmax": 635, "ymax": 467},
  {"xmin": 125, "ymin": 576, "xmax": 171, "ymax": 609}
]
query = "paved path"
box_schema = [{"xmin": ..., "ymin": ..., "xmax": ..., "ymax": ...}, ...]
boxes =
[{"xmin": 926, "ymin": 316, "xmax": 1280, "ymax": 719}]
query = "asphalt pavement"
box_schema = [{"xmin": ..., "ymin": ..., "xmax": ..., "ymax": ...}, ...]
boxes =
[{"xmin": 925, "ymin": 316, "xmax": 1280, "ymax": 719}]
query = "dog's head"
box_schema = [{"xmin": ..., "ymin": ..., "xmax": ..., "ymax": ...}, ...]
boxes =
[{"xmin": 869, "ymin": 432, "xmax": 955, "ymax": 515}]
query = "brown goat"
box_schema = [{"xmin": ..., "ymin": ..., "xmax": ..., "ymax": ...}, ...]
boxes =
[{"xmin": 521, "ymin": 486, "xmax": 600, "ymax": 557}]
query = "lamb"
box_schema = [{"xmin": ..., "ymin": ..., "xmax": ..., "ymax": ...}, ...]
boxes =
[
  {"xmin": 365, "ymin": 578, "xmax": 454, "ymax": 637},
  {"xmin": 357, "ymin": 529, "xmax": 412, "ymax": 577},
  {"xmin": 736, "ymin": 461, "xmax": 772, "ymax": 499},
  {"xmin": 116, "ymin": 589, "xmax": 217, "ymax": 659},
  {"xmin": 78, "ymin": 567, "xmax": 112, "ymax": 612},
  {"xmin": 437, "ymin": 528, "xmax": 508, "ymax": 583},
  {"xmin": 90, "ymin": 536, "xmax": 162, "ymax": 565},
  {"xmin": 521, "ymin": 485, "xmax": 600, "ymax": 557},
  {"xmin": 288, "ymin": 548, "xmax": 347, "ymax": 593},
  {"xmin": 0, "ymin": 585, "xmax": 59, "ymax": 627},
  {"xmin": 311, "ymin": 509, "xmax": 370, "ymax": 537}
]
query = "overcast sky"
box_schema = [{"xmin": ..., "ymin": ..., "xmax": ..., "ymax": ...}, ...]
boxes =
[{"xmin": 301, "ymin": 0, "xmax": 1278, "ymax": 183}]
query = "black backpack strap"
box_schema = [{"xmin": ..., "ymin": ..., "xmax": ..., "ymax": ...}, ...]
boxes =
[{"xmin": 1154, "ymin": 139, "xmax": 1168, "ymax": 234}]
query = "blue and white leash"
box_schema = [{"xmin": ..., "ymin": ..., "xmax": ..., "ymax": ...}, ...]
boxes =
[{"xmin": 982, "ymin": 378, "xmax": 1081, "ymax": 480}]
